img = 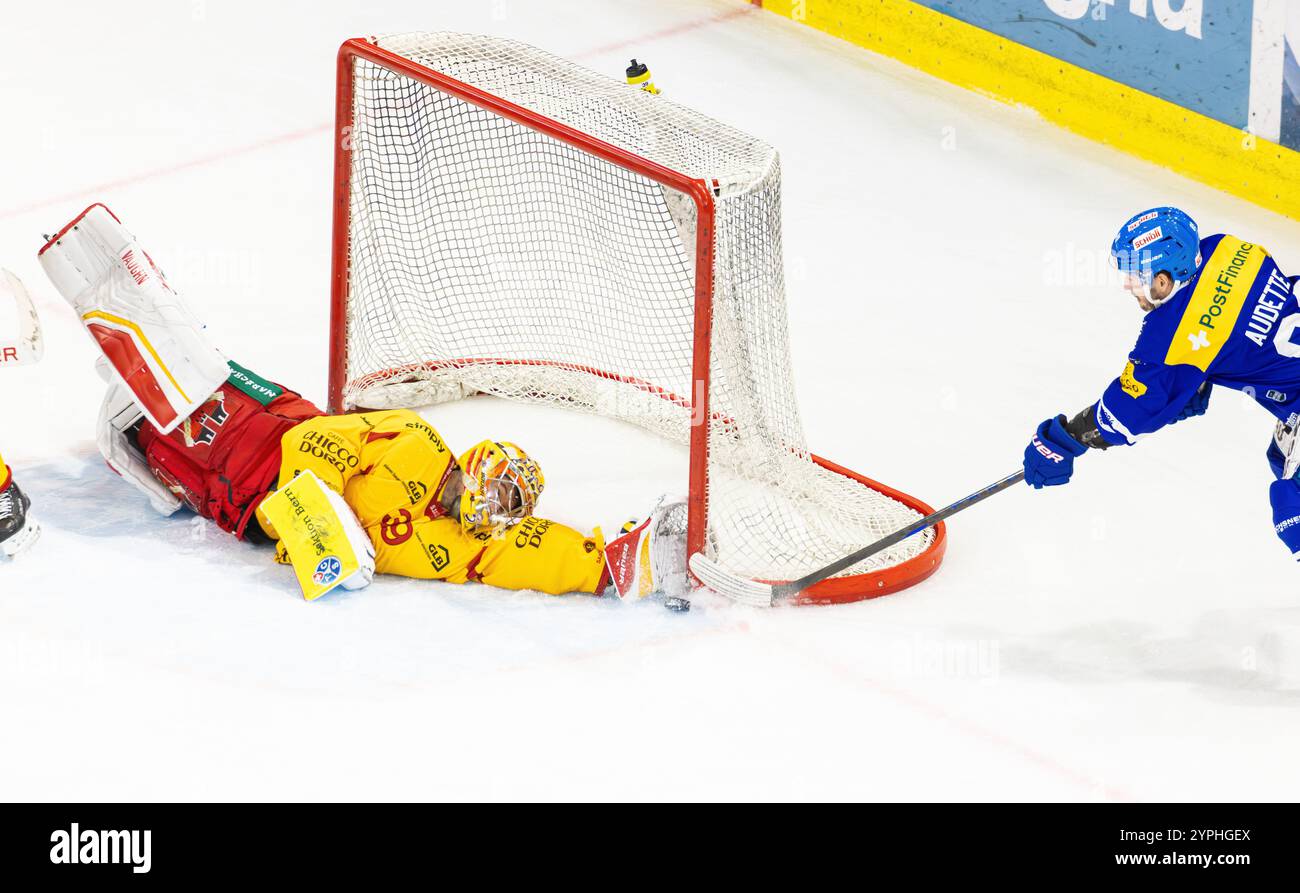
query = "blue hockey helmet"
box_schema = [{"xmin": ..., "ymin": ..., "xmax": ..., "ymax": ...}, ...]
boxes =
[{"xmin": 1111, "ymin": 207, "xmax": 1200, "ymax": 285}]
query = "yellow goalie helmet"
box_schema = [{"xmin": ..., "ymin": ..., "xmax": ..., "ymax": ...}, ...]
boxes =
[{"xmin": 457, "ymin": 439, "xmax": 545, "ymax": 534}]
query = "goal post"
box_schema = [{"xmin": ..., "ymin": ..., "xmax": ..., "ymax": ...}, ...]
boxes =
[{"xmin": 328, "ymin": 33, "xmax": 946, "ymax": 604}]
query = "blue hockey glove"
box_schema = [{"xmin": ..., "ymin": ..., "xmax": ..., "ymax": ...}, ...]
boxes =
[
  {"xmin": 1023, "ymin": 416, "xmax": 1088, "ymax": 489},
  {"xmin": 1270, "ymin": 479, "xmax": 1300, "ymax": 558},
  {"xmin": 1170, "ymin": 382, "xmax": 1211, "ymax": 424}
]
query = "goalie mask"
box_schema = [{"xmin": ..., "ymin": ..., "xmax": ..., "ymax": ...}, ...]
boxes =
[{"xmin": 457, "ymin": 440, "xmax": 545, "ymax": 534}]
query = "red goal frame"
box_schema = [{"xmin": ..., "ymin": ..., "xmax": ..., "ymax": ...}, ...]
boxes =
[{"xmin": 327, "ymin": 37, "xmax": 946, "ymax": 604}]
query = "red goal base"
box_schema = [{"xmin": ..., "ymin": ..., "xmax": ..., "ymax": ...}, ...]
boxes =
[{"xmin": 796, "ymin": 456, "xmax": 945, "ymax": 605}]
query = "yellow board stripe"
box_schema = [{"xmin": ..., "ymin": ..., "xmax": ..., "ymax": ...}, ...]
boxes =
[
  {"xmin": 757, "ymin": 0, "xmax": 1300, "ymax": 222},
  {"xmin": 82, "ymin": 310, "xmax": 192, "ymax": 404},
  {"xmin": 1164, "ymin": 237, "xmax": 1265, "ymax": 370}
]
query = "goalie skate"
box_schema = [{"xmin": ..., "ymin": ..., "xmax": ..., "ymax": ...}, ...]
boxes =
[{"xmin": 0, "ymin": 478, "xmax": 40, "ymax": 559}]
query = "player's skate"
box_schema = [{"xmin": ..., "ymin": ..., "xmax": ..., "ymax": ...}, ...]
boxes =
[
  {"xmin": 602, "ymin": 500, "xmax": 690, "ymax": 606},
  {"xmin": 0, "ymin": 477, "xmax": 40, "ymax": 558}
]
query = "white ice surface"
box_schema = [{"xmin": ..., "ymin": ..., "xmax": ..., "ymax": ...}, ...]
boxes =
[{"xmin": 4, "ymin": 0, "xmax": 1300, "ymax": 801}]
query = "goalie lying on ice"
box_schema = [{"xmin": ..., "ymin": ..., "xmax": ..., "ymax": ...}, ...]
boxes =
[{"xmin": 39, "ymin": 204, "xmax": 686, "ymax": 601}]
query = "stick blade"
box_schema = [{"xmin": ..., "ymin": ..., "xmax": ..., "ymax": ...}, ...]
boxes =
[{"xmin": 688, "ymin": 552, "xmax": 774, "ymax": 607}]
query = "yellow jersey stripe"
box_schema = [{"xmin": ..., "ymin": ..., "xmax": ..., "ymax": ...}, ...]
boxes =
[{"xmin": 1164, "ymin": 237, "xmax": 1266, "ymax": 371}]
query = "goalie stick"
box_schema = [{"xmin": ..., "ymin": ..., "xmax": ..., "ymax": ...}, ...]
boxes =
[
  {"xmin": 0, "ymin": 270, "xmax": 43, "ymax": 367},
  {"xmin": 690, "ymin": 470, "xmax": 1026, "ymax": 606}
]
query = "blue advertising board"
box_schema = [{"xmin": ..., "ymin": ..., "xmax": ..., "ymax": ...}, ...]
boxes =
[
  {"xmin": 913, "ymin": 1, "xmax": 1254, "ymax": 131},
  {"xmin": 1284, "ymin": 24, "xmax": 1300, "ymax": 150}
]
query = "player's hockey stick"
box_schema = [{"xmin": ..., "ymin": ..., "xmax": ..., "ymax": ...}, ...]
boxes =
[
  {"xmin": 689, "ymin": 470, "xmax": 1026, "ymax": 606},
  {"xmin": 0, "ymin": 270, "xmax": 44, "ymax": 367}
]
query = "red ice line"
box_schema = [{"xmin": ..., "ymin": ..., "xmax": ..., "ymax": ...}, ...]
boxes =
[
  {"xmin": 0, "ymin": 124, "xmax": 330, "ymax": 222},
  {"xmin": 0, "ymin": 5, "xmax": 758, "ymax": 222}
]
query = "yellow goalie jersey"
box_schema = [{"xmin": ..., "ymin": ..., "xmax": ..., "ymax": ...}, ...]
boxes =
[{"xmin": 261, "ymin": 410, "xmax": 607, "ymax": 595}]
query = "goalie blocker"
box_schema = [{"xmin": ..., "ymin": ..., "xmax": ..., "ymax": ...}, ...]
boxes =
[{"xmin": 259, "ymin": 470, "xmax": 376, "ymax": 600}]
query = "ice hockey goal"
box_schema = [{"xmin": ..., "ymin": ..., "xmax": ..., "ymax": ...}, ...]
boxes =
[{"xmin": 329, "ymin": 32, "xmax": 945, "ymax": 604}]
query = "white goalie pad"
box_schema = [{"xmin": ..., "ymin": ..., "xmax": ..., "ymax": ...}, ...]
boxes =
[
  {"xmin": 98, "ymin": 380, "xmax": 184, "ymax": 517},
  {"xmin": 38, "ymin": 204, "xmax": 229, "ymax": 434},
  {"xmin": 0, "ymin": 269, "xmax": 44, "ymax": 368}
]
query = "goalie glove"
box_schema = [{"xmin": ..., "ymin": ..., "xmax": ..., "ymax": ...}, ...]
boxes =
[
  {"xmin": 601, "ymin": 499, "xmax": 689, "ymax": 601},
  {"xmin": 257, "ymin": 470, "xmax": 376, "ymax": 601},
  {"xmin": 38, "ymin": 204, "xmax": 230, "ymax": 434}
]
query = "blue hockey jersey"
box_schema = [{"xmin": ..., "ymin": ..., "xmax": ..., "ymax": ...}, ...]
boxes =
[{"xmin": 1094, "ymin": 233, "xmax": 1300, "ymax": 446}]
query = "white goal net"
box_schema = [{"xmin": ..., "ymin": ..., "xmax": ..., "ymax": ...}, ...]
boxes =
[{"xmin": 333, "ymin": 32, "xmax": 939, "ymax": 598}]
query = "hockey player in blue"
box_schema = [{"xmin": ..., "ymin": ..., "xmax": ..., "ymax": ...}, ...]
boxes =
[{"xmin": 1022, "ymin": 206, "xmax": 1300, "ymax": 556}]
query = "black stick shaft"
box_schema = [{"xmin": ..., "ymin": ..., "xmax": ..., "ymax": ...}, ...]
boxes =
[{"xmin": 773, "ymin": 470, "xmax": 1026, "ymax": 601}]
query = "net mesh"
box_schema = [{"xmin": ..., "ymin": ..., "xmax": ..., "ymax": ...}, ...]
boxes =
[{"xmin": 341, "ymin": 32, "xmax": 933, "ymax": 583}]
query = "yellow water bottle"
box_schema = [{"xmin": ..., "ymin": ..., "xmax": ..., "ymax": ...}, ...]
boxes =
[{"xmin": 626, "ymin": 58, "xmax": 659, "ymax": 95}]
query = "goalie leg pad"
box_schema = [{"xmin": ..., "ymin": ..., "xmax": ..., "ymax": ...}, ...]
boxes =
[
  {"xmin": 259, "ymin": 470, "xmax": 376, "ymax": 601},
  {"xmin": 98, "ymin": 381, "xmax": 184, "ymax": 516},
  {"xmin": 38, "ymin": 204, "xmax": 230, "ymax": 434}
]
